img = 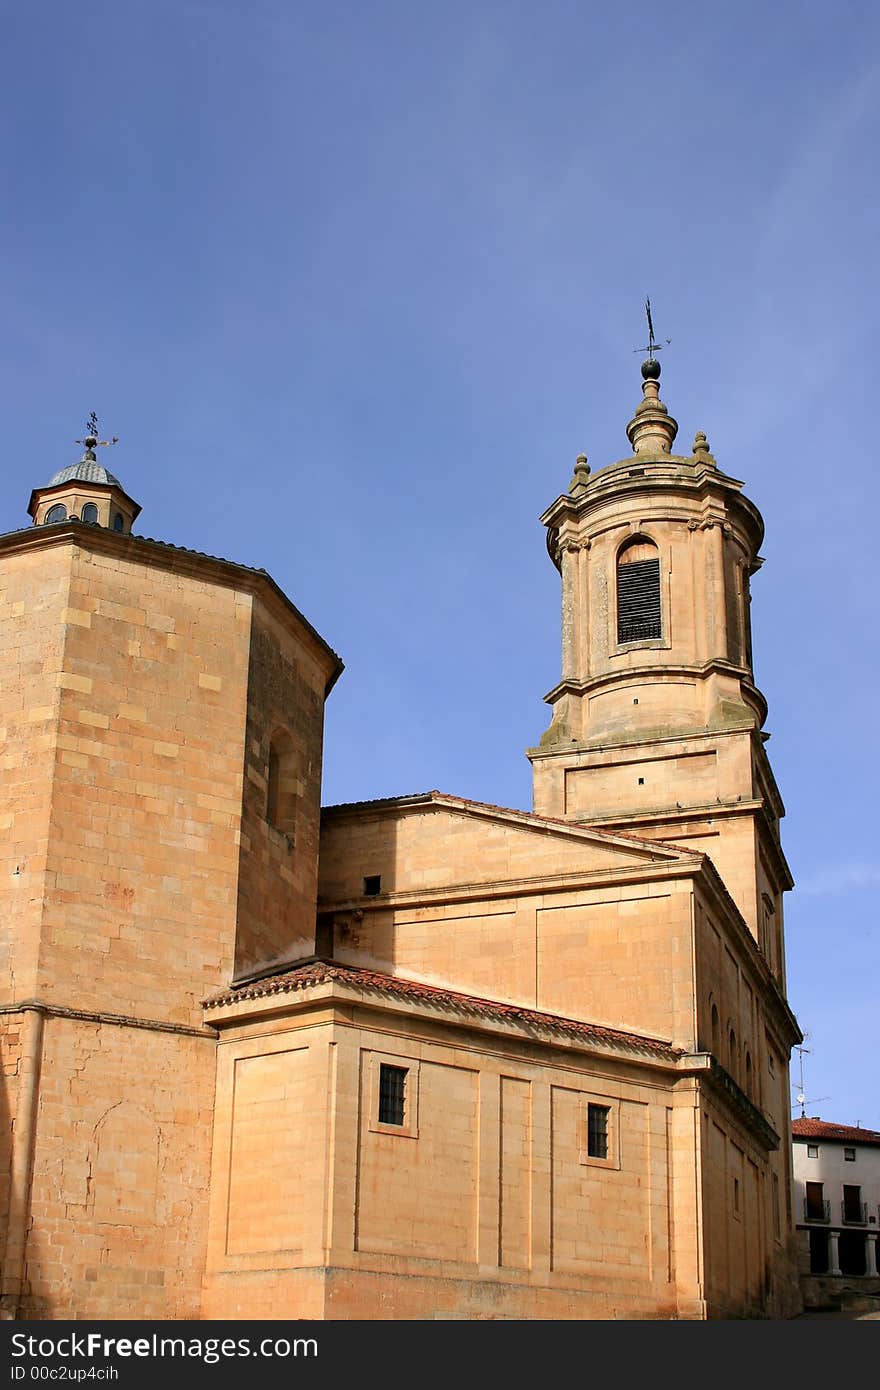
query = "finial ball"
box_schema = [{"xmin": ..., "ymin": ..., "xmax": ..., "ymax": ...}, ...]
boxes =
[{"xmin": 641, "ymin": 358, "xmax": 661, "ymax": 381}]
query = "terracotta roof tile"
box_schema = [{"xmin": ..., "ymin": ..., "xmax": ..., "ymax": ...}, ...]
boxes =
[
  {"xmin": 792, "ymin": 1118, "xmax": 880, "ymax": 1146},
  {"xmin": 204, "ymin": 958, "xmax": 678, "ymax": 1058}
]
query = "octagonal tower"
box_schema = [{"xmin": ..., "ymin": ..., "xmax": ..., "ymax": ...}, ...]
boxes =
[{"xmin": 528, "ymin": 359, "xmax": 792, "ymax": 971}]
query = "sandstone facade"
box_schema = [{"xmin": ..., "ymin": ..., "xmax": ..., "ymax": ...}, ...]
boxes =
[{"xmin": 0, "ymin": 368, "xmax": 803, "ymax": 1318}]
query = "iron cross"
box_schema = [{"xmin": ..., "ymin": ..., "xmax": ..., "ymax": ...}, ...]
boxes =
[{"xmin": 633, "ymin": 297, "xmax": 671, "ymax": 359}]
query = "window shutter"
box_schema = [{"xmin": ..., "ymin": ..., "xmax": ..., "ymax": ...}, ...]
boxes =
[{"xmin": 617, "ymin": 557, "xmax": 661, "ymax": 642}]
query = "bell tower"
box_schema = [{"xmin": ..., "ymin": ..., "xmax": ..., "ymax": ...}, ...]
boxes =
[{"xmin": 528, "ymin": 349, "xmax": 793, "ymax": 979}]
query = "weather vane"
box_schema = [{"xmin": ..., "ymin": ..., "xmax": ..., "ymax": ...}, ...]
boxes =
[
  {"xmin": 75, "ymin": 412, "xmax": 119, "ymax": 461},
  {"xmin": 634, "ymin": 297, "xmax": 671, "ymax": 361}
]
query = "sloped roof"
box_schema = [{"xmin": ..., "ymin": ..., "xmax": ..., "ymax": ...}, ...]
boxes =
[
  {"xmin": 322, "ymin": 789, "xmax": 692, "ymax": 859},
  {"xmin": 792, "ymin": 1118, "xmax": 880, "ymax": 1146},
  {"xmin": 204, "ymin": 957, "xmax": 679, "ymax": 1058}
]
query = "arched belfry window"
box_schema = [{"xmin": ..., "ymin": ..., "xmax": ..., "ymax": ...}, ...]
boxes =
[
  {"xmin": 266, "ymin": 728, "xmax": 297, "ymax": 842},
  {"xmin": 45, "ymin": 503, "xmax": 67, "ymax": 524},
  {"xmin": 81, "ymin": 502, "xmax": 99, "ymax": 524},
  {"xmin": 617, "ymin": 536, "xmax": 661, "ymax": 643}
]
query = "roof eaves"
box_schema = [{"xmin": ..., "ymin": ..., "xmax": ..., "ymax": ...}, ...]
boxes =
[{"xmin": 203, "ymin": 958, "xmax": 680, "ymax": 1062}]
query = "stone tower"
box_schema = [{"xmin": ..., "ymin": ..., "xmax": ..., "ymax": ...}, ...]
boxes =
[
  {"xmin": 0, "ymin": 430, "xmax": 341, "ymax": 1318},
  {"xmin": 528, "ymin": 358, "xmax": 792, "ymax": 984}
]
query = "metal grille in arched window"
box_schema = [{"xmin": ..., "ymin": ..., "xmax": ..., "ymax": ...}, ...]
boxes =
[
  {"xmin": 617, "ymin": 540, "xmax": 661, "ymax": 643},
  {"xmin": 81, "ymin": 502, "xmax": 99, "ymax": 524},
  {"xmin": 45, "ymin": 503, "xmax": 67, "ymax": 524},
  {"xmin": 112, "ymin": 512, "xmax": 124, "ymax": 532}
]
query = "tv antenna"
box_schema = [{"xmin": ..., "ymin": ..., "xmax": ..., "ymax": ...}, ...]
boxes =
[{"xmin": 792, "ymin": 1044, "xmax": 830, "ymax": 1118}]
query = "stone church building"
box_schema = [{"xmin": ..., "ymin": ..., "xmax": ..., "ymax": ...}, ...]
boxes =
[{"xmin": 0, "ymin": 360, "xmax": 803, "ymax": 1320}]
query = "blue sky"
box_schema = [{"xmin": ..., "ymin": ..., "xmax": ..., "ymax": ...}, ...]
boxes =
[{"xmin": 2, "ymin": 1, "xmax": 877, "ymax": 1129}]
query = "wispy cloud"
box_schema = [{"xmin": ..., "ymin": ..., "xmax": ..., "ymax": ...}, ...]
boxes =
[
  {"xmin": 796, "ymin": 862, "xmax": 880, "ymax": 896},
  {"xmin": 728, "ymin": 54, "xmax": 880, "ymax": 451}
]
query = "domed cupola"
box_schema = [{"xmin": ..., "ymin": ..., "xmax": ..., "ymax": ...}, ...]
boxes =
[{"xmin": 28, "ymin": 414, "xmax": 141, "ymax": 534}]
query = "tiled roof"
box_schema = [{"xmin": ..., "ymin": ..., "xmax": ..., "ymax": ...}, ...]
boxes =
[
  {"xmin": 322, "ymin": 792, "xmax": 435, "ymax": 813},
  {"xmin": 204, "ymin": 958, "xmax": 678, "ymax": 1058},
  {"xmin": 792, "ymin": 1118, "xmax": 880, "ymax": 1146}
]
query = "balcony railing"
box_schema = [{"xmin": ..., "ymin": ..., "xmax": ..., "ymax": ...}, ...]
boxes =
[
  {"xmin": 841, "ymin": 1201, "xmax": 868, "ymax": 1225},
  {"xmin": 803, "ymin": 1198, "xmax": 831, "ymax": 1223}
]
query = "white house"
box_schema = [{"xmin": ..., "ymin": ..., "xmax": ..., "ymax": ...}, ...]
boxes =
[{"xmin": 792, "ymin": 1118, "xmax": 880, "ymax": 1305}]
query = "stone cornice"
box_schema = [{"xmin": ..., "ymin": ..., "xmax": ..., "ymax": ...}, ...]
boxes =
[
  {"xmin": 0, "ymin": 522, "xmax": 344, "ymax": 694},
  {"xmin": 318, "ymin": 856, "xmax": 698, "ymax": 915},
  {"xmin": 678, "ymin": 1052, "xmax": 781, "ymax": 1151},
  {"xmin": 566, "ymin": 789, "xmax": 793, "ymax": 902},
  {"xmin": 541, "ymin": 463, "xmax": 765, "ymax": 560},
  {"xmin": 0, "ymin": 999, "xmax": 217, "ymax": 1040},
  {"xmin": 27, "ymin": 477, "xmax": 142, "ymax": 523},
  {"xmin": 691, "ymin": 859, "xmax": 801, "ymax": 1045},
  {"xmin": 571, "ymin": 797, "xmax": 794, "ymax": 895},
  {"xmin": 322, "ymin": 790, "xmax": 690, "ymax": 858},
  {"xmin": 205, "ymin": 972, "xmax": 681, "ymax": 1072},
  {"xmin": 537, "ymin": 659, "xmax": 767, "ymax": 721},
  {"xmin": 527, "ymin": 705, "xmax": 767, "ymax": 759},
  {"xmin": 751, "ymin": 730, "xmax": 788, "ymax": 820}
]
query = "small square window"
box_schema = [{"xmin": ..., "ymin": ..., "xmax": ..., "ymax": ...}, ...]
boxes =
[
  {"xmin": 844, "ymin": 1147, "xmax": 856, "ymax": 1162},
  {"xmin": 363, "ymin": 875, "xmax": 381, "ymax": 896},
  {"xmin": 378, "ymin": 1063, "xmax": 407, "ymax": 1126},
  {"xmin": 807, "ymin": 1144, "xmax": 819, "ymax": 1158},
  {"xmin": 587, "ymin": 1103, "xmax": 610, "ymax": 1159}
]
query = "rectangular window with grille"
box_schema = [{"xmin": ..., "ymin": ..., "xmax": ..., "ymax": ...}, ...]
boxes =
[
  {"xmin": 378, "ymin": 1063, "xmax": 407, "ymax": 1126},
  {"xmin": 617, "ymin": 557, "xmax": 661, "ymax": 642},
  {"xmin": 587, "ymin": 1103, "xmax": 610, "ymax": 1159}
]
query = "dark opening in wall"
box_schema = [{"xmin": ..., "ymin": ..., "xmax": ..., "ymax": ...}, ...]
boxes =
[
  {"xmin": 617, "ymin": 536, "xmax": 661, "ymax": 643},
  {"xmin": 378, "ymin": 1063, "xmax": 406, "ymax": 1125},
  {"xmin": 266, "ymin": 728, "xmax": 297, "ymax": 844}
]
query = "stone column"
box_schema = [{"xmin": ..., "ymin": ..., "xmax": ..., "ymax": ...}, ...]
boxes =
[
  {"xmin": 827, "ymin": 1229, "xmax": 841, "ymax": 1276},
  {"xmin": 577, "ymin": 543, "xmax": 591, "ymax": 679},
  {"xmin": 867, "ymin": 1233, "xmax": 879, "ymax": 1277},
  {"xmin": 560, "ymin": 543, "xmax": 578, "ymax": 682},
  {"xmin": 707, "ymin": 521, "xmax": 728, "ymax": 661},
  {"xmin": 476, "ymin": 1072, "xmax": 501, "ymax": 1268},
  {"xmin": 0, "ymin": 1006, "xmax": 44, "ymax": 1318},
  {"xmin": 689, "ymin": 522, "xmax": 707, "ymax": 664},
  {"xmin": 529, "ymin": 1081, "xmax": 552, "ymax": 1281}
]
